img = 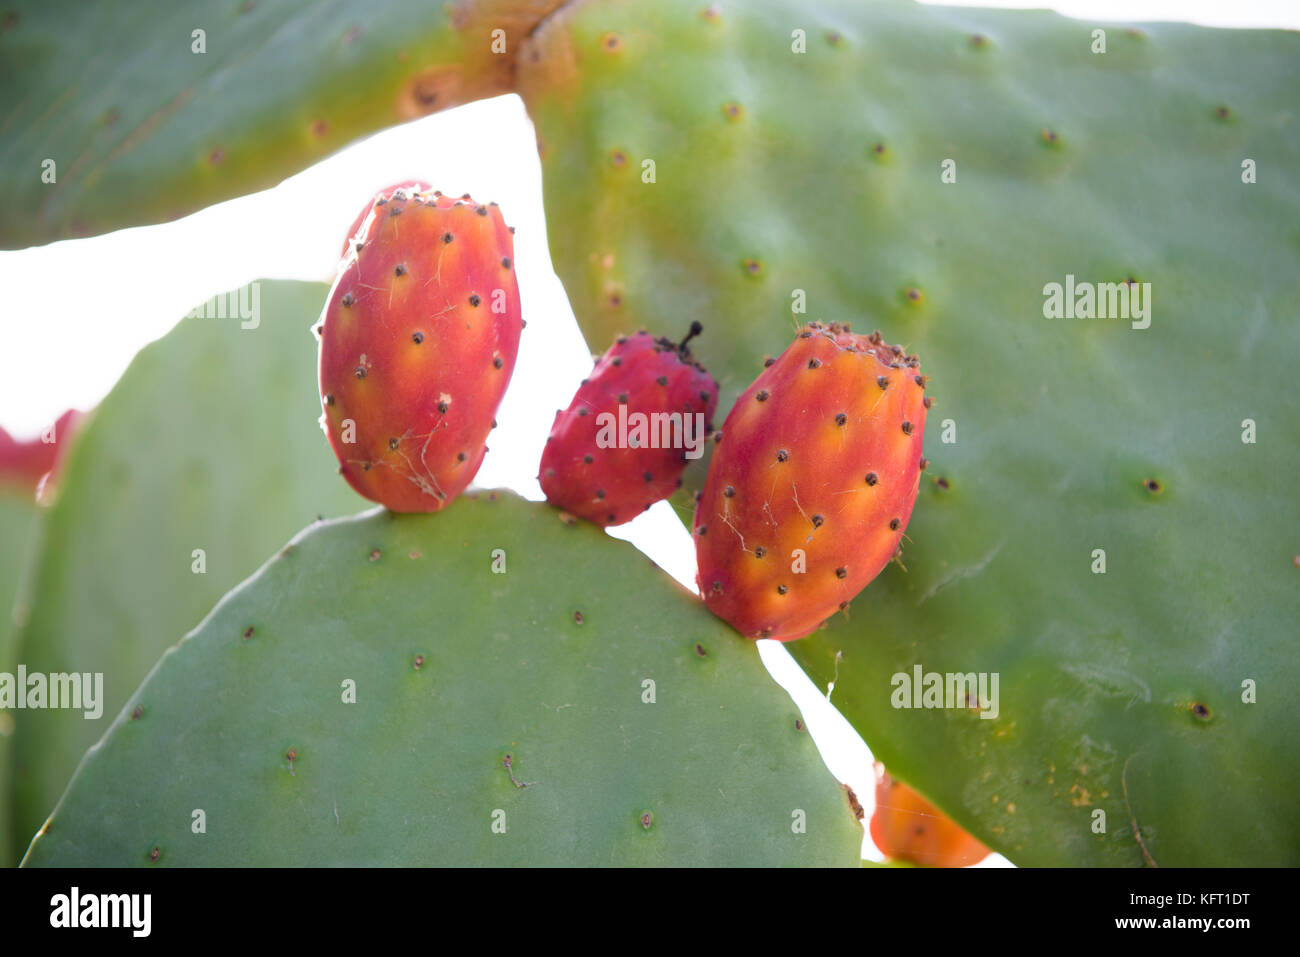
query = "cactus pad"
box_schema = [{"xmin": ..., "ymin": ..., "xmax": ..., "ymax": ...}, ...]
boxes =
[
  {"xmin": 519, "ymin": 0, "xmax": 1300, "ymax": 865},
  {"xmin": 23, "ymin": 493, "xmax": 863, "ymax": 866}
]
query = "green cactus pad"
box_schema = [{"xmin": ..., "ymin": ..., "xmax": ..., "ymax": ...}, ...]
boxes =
[
  {"xmin": 23, "ymin": 493, "xmax": 863, "ymax": 866},
  {"xmin": 520, "ymin": 0, "xmax": 1300, "ymax": 865},
  {"xmin": 0, "ymin": 488, "xmax": 43, "ymax": 866},
  {"xmin": 0, "ymin": 0, "xmax": 565, "ymax": 249},
  {"xmin": 9, "ymin": 280, "xmax": 362, "ymax": 860}
]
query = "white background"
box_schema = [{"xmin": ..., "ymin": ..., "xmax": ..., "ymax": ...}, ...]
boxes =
[{"xmin": 2, "ymin": 1, "xmax": 1294, "ymax": 864}]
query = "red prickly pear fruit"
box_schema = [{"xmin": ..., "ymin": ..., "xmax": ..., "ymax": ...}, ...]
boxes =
[
  {"xmin": 869, "ymin": 766, "xmax": 990, "ymax": 867},
  {"xmin": 317, "ymin": 188, "xmax": 522, "ymax": 512},
  {"xmin": 539, "ymin": 323, "xmax": 717, "ymax": 527},
  {"xmin": 0, "ymin": 409, "xmax": 83, "ymax": 499},
  {"xmin": 693, "ymin": 321, "xmax": 928, "ymax": 641},
  {"xmin": 340, "ymin": 180, "xmax": 434, "ymax": 256}
]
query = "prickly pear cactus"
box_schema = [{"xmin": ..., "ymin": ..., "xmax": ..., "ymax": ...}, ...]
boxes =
[
  {"xmin": 518, "ymin": 0, "xmax": 1300, "ymax": 865},
  {"xmin": 23, "ymin": 493, "xmax": 863, "ymax": 866},
  {"xmin": 0, "ymin": 0, "xmax": 565, "ymax": 248},
  {"xmin": 9, "ymin": 281, "xmax": 361, "ymax": 859}
]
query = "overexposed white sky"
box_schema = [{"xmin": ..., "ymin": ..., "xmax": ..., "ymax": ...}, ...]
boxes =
[{"xmin": 3, "ymin": 1, "xmax": 1293, "ymax": 864}]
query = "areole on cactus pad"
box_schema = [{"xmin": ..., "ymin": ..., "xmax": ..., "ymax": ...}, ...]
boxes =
[
  {"xmin": 694, "ymin": 322, "xmax": 927, "ymax": 641},
  {"xmin": 317, "ymin": 185, "xmax": 522, "ymax": 512}
]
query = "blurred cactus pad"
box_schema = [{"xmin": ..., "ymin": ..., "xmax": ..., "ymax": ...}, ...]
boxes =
[
  {"xmin": 0, "ymin": 483, "xmax": 42, "ymax": 866},
  {"xmin": 9, "ymin": 282, "xmax": 362, "ymax": 860},
  {"xmin": 4, "ymin": 0, "xmax": 1299, "ymax": 866}
]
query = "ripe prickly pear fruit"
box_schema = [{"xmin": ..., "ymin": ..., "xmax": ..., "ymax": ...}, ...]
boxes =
[
  {"xmin": 340, "ymin": 180, "xmax": 433, "ymax": 256},
  {"xmin": 539, "ymin": 323, "xmax": 717, "ymax": 527},
  {"xmin": 0, "ymin": 409, "xmax": 82, "ymax": 499},
  {"xmin": 693, "ymin": 321, "xmax": 928, "ymax": 641},
  {"xmin": 870, "ymin": 766, "xmax": 990, "ymax": 867},
  {"xmin": 317, "ymin": 187, "xmax": 522, "ymax": 512}
]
